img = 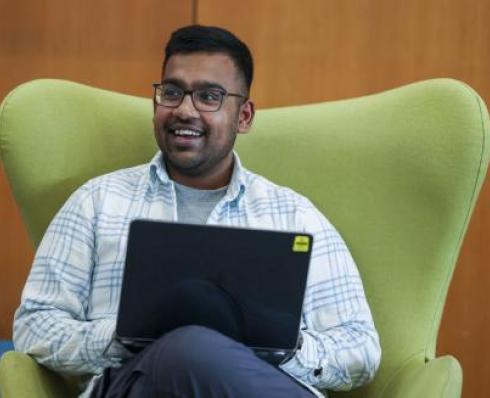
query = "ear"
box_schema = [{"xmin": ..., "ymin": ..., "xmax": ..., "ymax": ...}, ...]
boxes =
[{"xmin": 237, "ymin": 99, "xmax": 255, "ymax": 134}]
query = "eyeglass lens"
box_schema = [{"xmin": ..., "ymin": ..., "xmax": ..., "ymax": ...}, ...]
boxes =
[{"xmin": 155, "ymin": 84, "xmax": 224, "ymax": 111}]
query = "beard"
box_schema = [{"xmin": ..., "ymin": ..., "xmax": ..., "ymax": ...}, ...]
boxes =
[{"xmin": 154, "ymin": 120, "xmax": 238, "ymax": 180}]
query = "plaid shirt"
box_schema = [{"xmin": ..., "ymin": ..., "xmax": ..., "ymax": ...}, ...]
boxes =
[{"xmin": 14, "ymin": 152, "xmax": 380, "ymax": 397}]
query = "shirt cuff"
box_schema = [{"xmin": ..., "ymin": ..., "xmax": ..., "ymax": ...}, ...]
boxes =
[
  {"xmin": 279, "ymin": 330, "xmax": 322, "ymax": 380},
  {"xmin": 93, "ymin": 318, "xmax": 132, "ymax": 368}
]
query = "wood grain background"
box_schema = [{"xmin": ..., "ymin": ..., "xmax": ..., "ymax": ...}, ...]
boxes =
[{"xmin": 1, "ymin": 1, "xmax": 488, "ymax": 396}]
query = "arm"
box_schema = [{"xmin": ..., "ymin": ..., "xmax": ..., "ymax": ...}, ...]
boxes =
[
  {"xmin": 280, "ymin": 199, "xmax": 381, "ymax": 391},
  {"xmin": 13, "ymin": 181, "xmax": 128, "ymax": 376}
]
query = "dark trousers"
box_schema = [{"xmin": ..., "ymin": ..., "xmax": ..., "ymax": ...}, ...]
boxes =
[{"xmin": 91, "ymin": 325, "xmax": 316, "ymax": 397}]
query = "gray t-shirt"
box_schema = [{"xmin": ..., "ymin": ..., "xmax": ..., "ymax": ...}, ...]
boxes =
[{"xmin": 174, "ymin": 182, "xmax": 228, "ymax": 224}]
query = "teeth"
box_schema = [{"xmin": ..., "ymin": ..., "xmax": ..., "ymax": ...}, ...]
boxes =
[{"xmin": 174, "ymin": 129, "xmax": 202, "ymax": 137}]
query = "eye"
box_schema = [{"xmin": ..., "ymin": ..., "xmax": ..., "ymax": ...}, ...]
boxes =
[
  {"xmin": 196, "ymin": 89, "xmax": 223, "ymax": 103},
  {"xmin": 161, "ymin": 85, "xmax": 182, "ymax": 100}
]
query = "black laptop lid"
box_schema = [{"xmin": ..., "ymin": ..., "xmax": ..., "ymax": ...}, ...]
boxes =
[{"xmin": 116, "ymin": 220, "xmax": 313, "ymax": 352}]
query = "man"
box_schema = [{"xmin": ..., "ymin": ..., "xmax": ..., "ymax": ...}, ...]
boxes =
[{"xmin": 14, "ymin": 25, "xmax": 381, "ymax": 397}]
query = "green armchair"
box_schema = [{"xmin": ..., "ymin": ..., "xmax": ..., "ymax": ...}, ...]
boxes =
[{"xmin": 0, "ymin": 78, "xmax": 488, "ymax": 397}]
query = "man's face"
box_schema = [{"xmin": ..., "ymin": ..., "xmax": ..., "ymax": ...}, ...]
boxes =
[{"xmin": 153, "ymin": 52, "xmax": 254, "ymax": 188}]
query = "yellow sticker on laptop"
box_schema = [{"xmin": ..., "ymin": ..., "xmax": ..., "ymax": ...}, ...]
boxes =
[{"xmin": 293, "ymin": 235, "xmax": 310, "ymax": 252}]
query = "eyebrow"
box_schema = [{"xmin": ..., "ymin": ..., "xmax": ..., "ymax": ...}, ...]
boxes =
[{"xmin": 162, "ymin": 78, "xmax": 226, "ymax": 92}]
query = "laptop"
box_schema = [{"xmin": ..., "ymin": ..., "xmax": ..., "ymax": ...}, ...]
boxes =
[{"xmin": 116, "ymin": 219, "xmax": 313, "ymax": 365}]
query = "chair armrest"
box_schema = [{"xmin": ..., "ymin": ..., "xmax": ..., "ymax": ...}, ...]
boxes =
[
  {"xmin": 381, "ymin": 355, "xmax": 462, "ymax": 398},
  {"xmin": 0, "ymin": 351, "xmax": 79, "ymax": 398}
]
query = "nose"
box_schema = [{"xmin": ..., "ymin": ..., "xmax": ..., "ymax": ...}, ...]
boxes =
[{"xmin": 174, "ymin": 93, "xmax": 200, "ymax": 119}]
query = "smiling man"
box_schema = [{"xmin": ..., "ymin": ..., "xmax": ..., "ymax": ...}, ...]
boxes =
[{"xmin": 14, "ymin": 26, "xmax": 381, "ymax": 398}]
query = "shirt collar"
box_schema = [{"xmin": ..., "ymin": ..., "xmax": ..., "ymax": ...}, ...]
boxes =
[
  {"xmin": 225, "ymin": 152, "xmax": 246, "ymax": 202},
  {"xmin": 149, "ymin": 152, "xmax": 171, "ymax": 187},
  {"xmin": 148, "ymin": 151, "xmax": 246, "ymax": 202}
]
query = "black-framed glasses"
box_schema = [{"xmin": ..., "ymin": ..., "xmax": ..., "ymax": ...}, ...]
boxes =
[{"xmin": 153, "ymin": 83, "xmax": 248, "ymax": 112}]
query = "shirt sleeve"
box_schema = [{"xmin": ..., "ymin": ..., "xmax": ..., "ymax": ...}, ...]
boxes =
[
  {"xmin": 13, "ymin": 181, "xmax": 130, "ymax": 376},
  {"xmin": 280, "ymin": 197, "xmax": 381, "ymax": 391}
]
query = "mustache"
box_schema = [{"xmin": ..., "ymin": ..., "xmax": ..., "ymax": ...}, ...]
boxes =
[{"xmin": 160, "ymin": 119, "xmax": 205, "ymax": 132}]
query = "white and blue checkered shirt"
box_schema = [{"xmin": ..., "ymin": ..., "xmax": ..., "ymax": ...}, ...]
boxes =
[{"xmin": 14, "ymin": 152, "xmax": 380, "ymax": 397}]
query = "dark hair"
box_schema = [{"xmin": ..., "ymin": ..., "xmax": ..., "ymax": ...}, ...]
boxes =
[{"xmin": 164, "ymin": 25, "xmax": 254, "ymax": 93}]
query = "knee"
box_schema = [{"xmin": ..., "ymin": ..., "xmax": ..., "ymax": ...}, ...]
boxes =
[
  {"xmin": 163, "ymin": 324, "xmax": 222, "ymax": 350},
  {"xmin": 142, "ymin": 326, "xmax": 239, "ymax": 390},
  {"xmin": 149, "ymin": 325, "xmax": 232, "ymax": 371}
]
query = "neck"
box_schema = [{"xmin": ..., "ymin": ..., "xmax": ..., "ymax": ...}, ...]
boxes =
[{"xmin": 166, "ymin": 158, "xmax": 234, "ymax": 190}]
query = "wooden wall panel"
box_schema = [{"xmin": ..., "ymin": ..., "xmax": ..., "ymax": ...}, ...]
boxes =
[
  {"xmin": 0, "ymin": 0, "xmax": 193, "ymax": 98},
  {"xmin": 197, "ymin": 1, "xmax": 490, "ymax": 397},
  {"xmin": 0, "ymin": 0, "xmax": 193, "ymax": 338},
  {"xmin": 0, "ymin": 164, "xmax": 33, "ymax": 341},
  {"xmin": 197, "ymin": 0, "xmax": 490, "ymax": 108}
]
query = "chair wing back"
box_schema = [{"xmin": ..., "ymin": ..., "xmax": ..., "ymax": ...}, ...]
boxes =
[
  {"xmin": 1, "ymin": 79, "xmax": 488, "ymax": 398},
  {"xmin": 236, "ymin": 79, "xmax": 489, "ymax": 397},
  {"xmin": 0, "ymin": 79, "xmax": 157, "ymax": 245}
]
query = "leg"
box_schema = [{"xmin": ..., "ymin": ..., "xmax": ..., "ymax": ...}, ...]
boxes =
[{"xmin": 99, "ymin": 325, "xmax": 316, "ymax": 398}]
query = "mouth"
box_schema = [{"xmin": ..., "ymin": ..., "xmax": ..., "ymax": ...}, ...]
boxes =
[
  {"xmin": 166, "ymin": 127, "xmax": 206, "ymax": 147},
  {"xmin": 170, "ymin": 128, "xmax": 205, "ymax": 138}
]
